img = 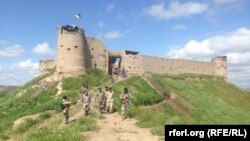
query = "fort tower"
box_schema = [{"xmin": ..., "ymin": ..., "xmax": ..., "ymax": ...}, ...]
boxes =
[
  {"xmin": 56, "ymin": 25, "xmax": 89, "ymax": 76},
  {"xmin": 212, "ymin": 56, "xmax": 228, "ymax": 79}
]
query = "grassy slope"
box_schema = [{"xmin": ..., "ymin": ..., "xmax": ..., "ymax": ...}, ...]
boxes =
[
  {"xmin": 138, "ymin": 74, "xmax": 250, "ymax": 135},
  {"xmin": 112, "ymin": 74, "xmax": 250, "ymax": 136},
  {"xmin": 1, "ymin": 69, "xmax": 250, "ymax": 139},
  {"xmin": 112, "ymin": 76, "xmax": 163, "ymax": 113},
  {"xmin": 0, "ymin": 70, "xmax": 60, "ymax": 140},
  {"xmin": 0, "ymin": 68, "xmax": 108, "ymax": 141},
  {"xmin": 152, "ymin": 74, "xmax": 250, "ymax": 124},
  {"xmin": 61, "ymin": 68, "xmax": 109, "ymax": 104}
]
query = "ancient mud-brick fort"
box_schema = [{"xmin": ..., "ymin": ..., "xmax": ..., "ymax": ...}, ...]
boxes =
[{"xmin": 39, "ymin": 25, "xmax": 227, "ymax": 80}]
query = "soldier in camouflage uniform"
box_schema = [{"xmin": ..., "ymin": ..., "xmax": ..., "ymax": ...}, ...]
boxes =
[
  {"xmin": 80, "ymin": 83, "xmax": 90, "ymax": 116},
  {"xmin": 120, "ymin": 87, "xmax": 131, "ymax": 120},
  {"xmin": 106, "ymin": 87, "xmax": 114, "ymax": 113},
  {"xmin": 80, "ymin": 83, "xmax": 88, "ymax": 96},
  {"xmin": 104, "ymin": 86, "xmax": 109, "ymax": 110},
  {"xmin": 95, "ymin": 87, "xmax": 106, "ymax": 116},
  {"xmin": 62, "ymin": 95, "xmax": 71, "ymax": 124},
  {"xmin": 82, "ymin": 91, "xmax": 91, "ymax": 116}
]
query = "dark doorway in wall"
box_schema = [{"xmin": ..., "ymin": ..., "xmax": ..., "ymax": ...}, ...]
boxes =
[{"xmin": 108, "ymin": 56, "xmax": 122, "ymax": 75}]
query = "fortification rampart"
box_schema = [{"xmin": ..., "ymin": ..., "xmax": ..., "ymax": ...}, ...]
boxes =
[
  {"xmin": 141, "ymin": 55, "xmax": 214, "ymax": 75},
  {"xmin": 38, "ymin": 25, "xmax": 228, "ymax": 81},
  {"xmin": 123, "ymin": 55, "xmax": 227, "ymax": 79},
  {"xmin": 39, "ymin": 60, "xmax": 55, "ymax": 75},
  {"xmin": 122, "ymin": 54, "xmax": 144, "ymax": 75},
  {"xmin": 87, "ymin": 37, "xmax": 108, "ymax": 73}
]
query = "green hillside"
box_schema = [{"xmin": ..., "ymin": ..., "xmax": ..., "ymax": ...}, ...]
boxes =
[
  {"xmin": 116, "ymin": 74, "xmax": 250, "ymax": 136},
  {"xmin": 0, "ymin": 68, "xmax": 108, "ymax": 141},
  {"xmin": 152, "ymin": 73, "xmax": 250, "ymax": 124},
  {"xmin": 0, "ymin": 69, "xmax": 249, "ymax": 140}
]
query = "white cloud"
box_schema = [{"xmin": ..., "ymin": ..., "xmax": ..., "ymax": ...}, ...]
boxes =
[
  {"xmin": 0, "ymin": 66, "xmax": 2, "ymax": 73},
  {"xmin": 0, "ymin": 60, "xmax": 39, "ymax": 86},
  {"xmin": 227, "ymin": 52, "xmax": 250, "ymax": 65},
  {"xmin": 167, "ymin": 28, "xmax": 250, "ymax": 59},
  {"xmin": 107, "ymin": 3, "xmax": 115, "ymax": 11},
  {"xmin": 166, "ymin": 28, "xmax": 250, "ymax": 88},
  {"xmin": 0, "ymin": 69, "xmax": 38, "ymax": 86},
  {"xmin": 228, "ymin": 65, "xmax": 250, "ymax": 89},
  {"xmin": 208, "ymin": 28, "xmax": 250, "ymax": 52},
  {"xmin": 166, "ymin": 39, "xmax": 215, "ymax": 60},
  {"xmin": 98, "ymin": 21, "xmax": 104, "ymax": 28},
  {"xmin": 11, "ymin": 59, "xmax": 38, "ymax": 71},
  {"xmin": 144, "ymin": 1, "xmax": 208, "ymax": 20},
  {"xmin": 0, "ymin": 45, "xmax": 24, "ymax": 57},
  {"xmin": 32, "ymin": 42, "xmax": 54, "ymax": 56},
  {"xmin": 104, "ymin": 30, "xmax": 124, "ymax": 39},
  {"xmin": 173, "ymin": 24, "xmax": 187, "ymax": 30}
]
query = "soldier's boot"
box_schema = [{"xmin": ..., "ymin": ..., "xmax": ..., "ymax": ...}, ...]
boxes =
[
  {"xmin": 64, "ymin": 113, "xmax": 69, "ymax": 124},
  {"xmin": 65, "ymin": 117, "xmax": 69, "ymax": 124}
]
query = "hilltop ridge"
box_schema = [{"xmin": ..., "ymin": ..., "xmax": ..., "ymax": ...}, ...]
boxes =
[
  {"xmin": 0, "ymin": 85, "xmax": 19, "ymax": 93},
  {"xmin": 0, "ymin": 68, "xmax": 250, "ymax": 141}
]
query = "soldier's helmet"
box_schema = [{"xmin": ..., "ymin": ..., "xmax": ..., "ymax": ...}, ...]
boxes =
[
  {"xmin": 124, "ymin": 88, "xmax": 128, "ymax": 93},
  {"xmin": 63, "ymin": 95, "xmax": 67, "ymax": 100}
]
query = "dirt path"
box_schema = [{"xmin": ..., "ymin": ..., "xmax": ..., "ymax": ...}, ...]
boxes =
[
  {"xmin": 84, "ymin": 112, "xmax": 162, "ymax": 141},
  {"xmin": 13, "ymin": 113, "xmax": 41, "ymax": 128},
  {"xmin": 56, "ymin": 81, "xmax": 63, "ymax": 96},
  {"xmin": 81, "ymin": 81, "xmax": 162, "ymax": 141}
]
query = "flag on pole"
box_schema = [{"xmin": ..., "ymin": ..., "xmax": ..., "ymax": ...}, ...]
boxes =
[{"xmin": 74, "ymin": 13, "xmax": 81, "ymax": 19}]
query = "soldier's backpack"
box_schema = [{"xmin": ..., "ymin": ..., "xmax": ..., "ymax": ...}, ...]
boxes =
[{"xmin": 60, "ymin": 102, "xmax": 65, "ymax": 110}]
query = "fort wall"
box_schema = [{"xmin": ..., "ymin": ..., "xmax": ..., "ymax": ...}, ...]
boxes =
[
  {"xmin": 39, "ymin": 60, "xmax": 55, "ymax": 75},
  {"xmin": 211, "ymin": 56, "xmax": 227, "ymax": 79},
  {"xmin": 87, "ymin": 38, "xmax": 108, "ymax": 73},
  {"xmin": 38, "ymin": 25, "xmax": 228, "ymax": 80},
  {"xmin": 141, "ymin": 55, "xmax": 214, "ymax": 75},
  {"xmin": 122, "ymin": 54, "xmax": 144, "ymax": 75},
  {"xmin": 137, "ymin": 55, "xmax": 227, "ymax": 79}
]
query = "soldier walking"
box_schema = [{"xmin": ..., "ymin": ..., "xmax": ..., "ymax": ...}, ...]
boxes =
[
  {"xmin": 120, "ymin": 88, "xmax": 131, "ymax": 120},
  {"xmin": 62, "ymin": 95, "xmax": 71, "ymax": 124},
  {"xmin": 95, "ymin": 87, "xmax": 106, "ymax": 116},
  {"xmin": 82, "ymin": 91, "xmax": 91, "ymax": 116},
  {"xmin": 106, "ymin": 87, "xmax": 114, "ymax": 113},
  {"xmin": 80, "ymin": 83, "xmax": 91, "ymax": 116},
  {"xmin": 104, "ymin": 86, "xmax": 109, "ymax": 110},
  {"xmin": 80, "ymin": 83, "xmax": 88, "ymax": 96}
]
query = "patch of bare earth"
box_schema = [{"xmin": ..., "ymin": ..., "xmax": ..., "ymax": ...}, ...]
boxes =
[
  {"xmin": 166, "ymin": 91, "xmax": 193, "ymax": 116},
  {"xmin": 56, "ymin": 81, "xmax": 63, "ymax": 96},
  {"xmin": 84, "ymin": 112, "xmax": 161, "ymax": 141},
  {"xmin": 143, "ymin": 76, "xmax": 193, "ymax": 116},
  {"xmin": 13, "ymin": 113, "xmax": 41, "ymax": 128}
]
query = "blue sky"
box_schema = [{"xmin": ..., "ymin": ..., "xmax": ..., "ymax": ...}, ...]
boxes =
[{"xmin": 0, "ymin": 0, "xmax": 250, "ymax": 88}]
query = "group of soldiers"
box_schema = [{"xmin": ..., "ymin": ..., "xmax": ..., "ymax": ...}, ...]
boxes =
[
  {"xmin": 61, "ymin": 83, "xmax": 132, "ymax": 124},
  {"xmin": 95, "ymin": 86, "xmax": 114, "ymax": 116}
]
